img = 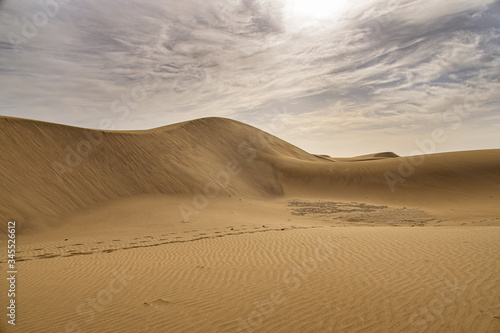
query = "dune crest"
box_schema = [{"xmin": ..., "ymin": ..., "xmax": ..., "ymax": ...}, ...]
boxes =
[{"xmin": 1, "ymin": 116, "xmax": 499, "ymax": 231}]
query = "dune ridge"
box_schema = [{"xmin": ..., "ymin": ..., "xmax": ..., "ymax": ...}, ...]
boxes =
[
  {"xmin": 0, "ymin": 116, "xmax": 314, "ymax": 230},
  {"xmin": 1, "ymin": 116, "xmax": 499, "ymax": 232}
]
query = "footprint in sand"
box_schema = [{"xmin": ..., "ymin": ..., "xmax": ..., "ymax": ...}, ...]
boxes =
[{"xmin": 144, "ymin": 299, "xmax": 173, "ymax": 308}]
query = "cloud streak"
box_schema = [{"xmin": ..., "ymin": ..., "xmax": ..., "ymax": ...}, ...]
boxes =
[{"xmin": 0, "ymin": 0, "xmax": 499, "ymax": 156}]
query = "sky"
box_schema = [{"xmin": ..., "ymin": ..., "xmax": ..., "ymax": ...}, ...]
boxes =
[{"xmin": 0, "ymin": 0, "xmax": 499, "ymax": 157}]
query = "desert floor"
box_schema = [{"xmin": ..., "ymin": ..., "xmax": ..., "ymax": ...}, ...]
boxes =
[{"xmin": 1, "ymin": 196, "xmax": 499, "ymax": 333}]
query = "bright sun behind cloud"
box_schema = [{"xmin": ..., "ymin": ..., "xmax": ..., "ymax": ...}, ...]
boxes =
[{"xmin": 284, "ymin": 0, "xmax": 354, "ymax": 25}]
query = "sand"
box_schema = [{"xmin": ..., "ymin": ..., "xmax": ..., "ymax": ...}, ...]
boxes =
[{"xmin": 0, "ymin": 116, "xmax": 499, "ymax": 332}]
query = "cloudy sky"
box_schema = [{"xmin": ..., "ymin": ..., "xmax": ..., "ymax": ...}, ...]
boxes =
[{"xmin": 1, "ymin": 0, "xmax": 499, "ymax": 156}]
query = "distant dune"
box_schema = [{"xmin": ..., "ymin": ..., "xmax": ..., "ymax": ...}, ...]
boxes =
[{"xmin": 1, "ymin": 116, "xmax": 499, "ymax": 232}]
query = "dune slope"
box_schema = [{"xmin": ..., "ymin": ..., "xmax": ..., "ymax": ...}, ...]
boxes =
[
  {"xmin": 0, "ymin": 116, "xmax": 320, "ymax": 230},
  {"xmin": 1, "ymin": 116, "xmax": 499, "ymax": 231}
]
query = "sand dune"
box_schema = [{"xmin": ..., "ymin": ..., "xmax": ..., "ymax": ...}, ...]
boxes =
[
  {"xmin": 1, "ymin": 116, "xmax": 500, "ymax": 333},
  {"xmin": 1, "ymin": 116, "xmax": 499, "ymax": 232},
  {"xmin": 0, "ymin": 116, "xmax": 309, "ymax": 232}
]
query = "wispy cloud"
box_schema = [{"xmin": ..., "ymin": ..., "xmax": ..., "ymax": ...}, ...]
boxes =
[{"xmin": 0, "ymin": 0, "xmax": 499, "ymax": 156}]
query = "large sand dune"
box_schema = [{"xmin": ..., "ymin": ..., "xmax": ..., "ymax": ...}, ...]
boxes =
[
  {"xmin": 1, "ymin": 116, "xmax": 500, "ymax": 333},
  {"xmin": 1, "ymin": 116, "xmax": 499, "ymax": 232}
]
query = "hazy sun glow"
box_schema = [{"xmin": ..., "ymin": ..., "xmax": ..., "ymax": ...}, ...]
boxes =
[{"xmin": 285, "ymin": 0, "xmax": 353, "ymax": 22}]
